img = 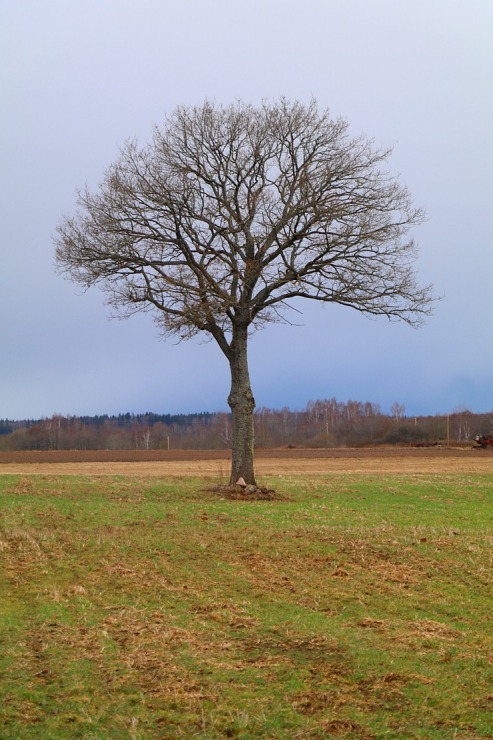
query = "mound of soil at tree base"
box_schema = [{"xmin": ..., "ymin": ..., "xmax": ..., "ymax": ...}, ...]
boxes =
[{"xmin": 207, "ymin": 484, "xmax": 286, "ymax": 501}]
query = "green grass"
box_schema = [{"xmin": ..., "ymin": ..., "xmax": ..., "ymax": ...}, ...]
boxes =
[{"xmin": 1, "ymin": 472, "xmax": 492, "ymax": 738}]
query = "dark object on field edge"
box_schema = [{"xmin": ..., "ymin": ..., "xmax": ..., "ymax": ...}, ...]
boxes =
[{"xmin": 474, "ymin": 434, "xmax": 493, "ymax": 448}]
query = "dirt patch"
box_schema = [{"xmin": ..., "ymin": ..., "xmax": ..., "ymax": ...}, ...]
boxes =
[{"xmin": 1, "ymin": 446, "xmax": 492, "ymax": 477}]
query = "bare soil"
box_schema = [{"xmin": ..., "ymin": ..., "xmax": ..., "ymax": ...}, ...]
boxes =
[{"xmin": 1, "ymin": 446, "xmax": 492, "ymax": 476}]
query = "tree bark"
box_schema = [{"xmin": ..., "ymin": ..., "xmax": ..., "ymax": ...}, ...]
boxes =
[{"xmin": 228, "ymin": 323, "xmax": 256, "ymax": 486}]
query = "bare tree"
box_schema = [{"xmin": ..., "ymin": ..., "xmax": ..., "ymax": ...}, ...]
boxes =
[
  {"xmin": 55, "ymin": 99, "xmax": 433, "ymax": 486},
  {"xmin": 391, "ymin": 401, "xmax": 406, "ymax": 421}
]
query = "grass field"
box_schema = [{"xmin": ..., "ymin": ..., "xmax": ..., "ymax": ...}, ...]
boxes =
[{"xmin": 1, "ymin": 460, "xmax": 492, "ymax": 738}]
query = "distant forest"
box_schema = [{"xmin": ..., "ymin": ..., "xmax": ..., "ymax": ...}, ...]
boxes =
[{"xmin": 1, "ymin": 400, "xmax": 491, "ymax": 451}]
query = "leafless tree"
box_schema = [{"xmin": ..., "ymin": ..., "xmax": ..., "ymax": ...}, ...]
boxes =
[
  {"xmin": 391, "ymin": 401, "xmax": 406, "ymax": 421},
  {"xmin": 55, "ymin": 99, "xmax": 433, "ymax": 485}
]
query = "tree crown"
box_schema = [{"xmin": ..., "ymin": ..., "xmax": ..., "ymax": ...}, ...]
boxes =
[{"xmin": 55, "ymin": 98, "xmax": 433, "ymax": 357}]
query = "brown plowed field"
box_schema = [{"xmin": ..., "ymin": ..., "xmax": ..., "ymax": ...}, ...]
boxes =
[{"xmin": 1, "ymin": 446, "xmax": 492, "ymax": 476}]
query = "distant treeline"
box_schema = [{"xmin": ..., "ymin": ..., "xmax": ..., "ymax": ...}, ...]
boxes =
[{"xmin": 0, "ymin": 402, "xmax": 491, "ymax": 451}]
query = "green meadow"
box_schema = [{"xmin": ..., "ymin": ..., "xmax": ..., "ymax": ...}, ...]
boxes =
[{"xmin": 1, "ymin": 472, "xmax": 492, "ymax": 738}]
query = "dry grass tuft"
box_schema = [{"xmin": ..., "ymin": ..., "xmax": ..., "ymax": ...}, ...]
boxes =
[
  {"xmin": 406, "ymin": 619, "xmax": 461, "ymax": 640},
  {"xmin": 321, "ymin": 718, "xmax": 375, "ymax": 738}
]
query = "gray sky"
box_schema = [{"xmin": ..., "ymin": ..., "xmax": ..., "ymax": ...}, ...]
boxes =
[{"xmin": 2, "ymin": 0, "xmax": 492, "ymax": 420}]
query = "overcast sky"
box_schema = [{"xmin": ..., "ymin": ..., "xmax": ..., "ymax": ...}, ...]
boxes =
[{"xmin": 2, "ymin": 0, "xmax": 492, "ymax": 420}]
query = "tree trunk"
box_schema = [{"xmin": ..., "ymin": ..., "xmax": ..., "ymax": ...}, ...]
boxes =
[{"xmin": 228, "ymin": 323, "xmax": 256, "ymax": 486}]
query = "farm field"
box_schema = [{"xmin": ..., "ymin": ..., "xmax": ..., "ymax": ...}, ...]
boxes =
[
  {"xmin": 1, "ymin": 445, "xmax": 492, "ymax": 477},
  {"xmin": 1, "ymin": 449, "xmax": 492, "ymax": 738}
]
